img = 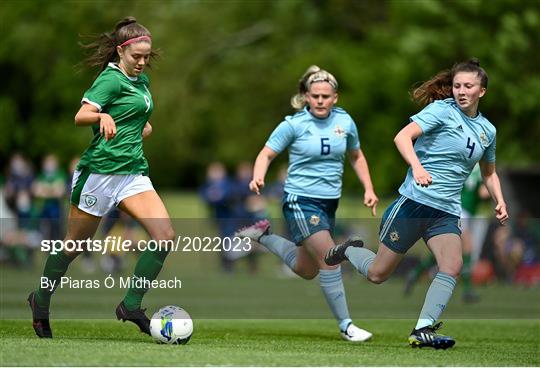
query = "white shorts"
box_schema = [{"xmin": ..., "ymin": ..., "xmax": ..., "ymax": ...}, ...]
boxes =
[{"xmin": 70, "ymin": 168, "xmax": 154, "ymax": 217}]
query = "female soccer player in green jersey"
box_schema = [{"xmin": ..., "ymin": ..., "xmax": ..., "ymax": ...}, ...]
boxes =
[
  {"xmin": 325, "ymin": 59, "xmax": 509, "ymax": 349},
  {"xmin": 28, "ymin": 17, "xmax": 173, "ymax": 338},
  {"xmin": 237, "ymin": 66, "xmax": 378, "ymax": 342}
]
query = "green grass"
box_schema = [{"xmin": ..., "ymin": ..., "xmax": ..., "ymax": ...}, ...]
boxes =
[
  {"xmin": 1, "ymin": 192, "xmax": 539, "ymax": 366},
  {"xmin": 1, "ymin": 259, "xmax": 539, "ymax": 366},
  {"xmin": 1, "ymin": 319, "xmax": 538, "ymax": 366}
]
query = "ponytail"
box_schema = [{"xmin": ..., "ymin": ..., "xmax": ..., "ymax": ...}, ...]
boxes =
[
  {"xmin": 80, "ymin": 16, "xmax": 155, "ymax": 73},
  {"xmin": 411, "ymin": 58, "xmax": 488, "ymax": 107}
]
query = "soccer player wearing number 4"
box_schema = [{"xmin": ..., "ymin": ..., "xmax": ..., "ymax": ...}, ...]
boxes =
[
  {"xmin": 404, "ymin": 164, "xmax": 490, "ymax": 303},
  {"xmin": 28, "ymin": 17, "xmax": 174, "ymax": 338},
  {"xmin": 325, "ymin": 59, "xmax": 509, "ymax": 349},
  {"xmin": 237, "ymin": 66, "xmax": 378, "ymax": 342}
]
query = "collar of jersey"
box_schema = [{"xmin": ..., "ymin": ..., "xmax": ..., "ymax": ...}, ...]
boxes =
[
  {"xmin": 448, "ymin": 98, "xmax": 483, "ymax": 121},
  {"xmin": 108, "ymin": 62, "xmax": 139, "ymax": 82}
]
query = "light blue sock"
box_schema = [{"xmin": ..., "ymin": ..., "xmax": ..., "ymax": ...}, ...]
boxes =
[
  {"xmin": 319, "ymin": 266, "xmax": 351, "ymax": 328},
  {"xmin": 339, "ymin": 318, "xmax": 353, "ymax": 332},
  {"xmin": 415, "ymin": 272, "xmax": 457, "ymax": 330},
  {"xmin": 345, "ymin": 247, "xmax": 376, "ymax": 277},
  {"xmin": 259, "ymin": 234, "xmax": 297, "ymax": 270}
]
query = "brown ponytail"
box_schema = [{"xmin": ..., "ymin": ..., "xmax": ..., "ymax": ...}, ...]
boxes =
[
  {"xmin": 411, "ymin": 58, "xmax": 488, "ymax": 107},
  {"xmin": 80, "ymin": 16, "xmax": 156, "ymax": 73},
  {"xmin": 411, "ymin": 70, "xmax": 453, "ymax": 107}
]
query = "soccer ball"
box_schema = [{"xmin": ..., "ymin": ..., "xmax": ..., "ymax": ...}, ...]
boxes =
[{"xmin": 150, "ymin": 305, "xmax": 193, "ymax": 345}]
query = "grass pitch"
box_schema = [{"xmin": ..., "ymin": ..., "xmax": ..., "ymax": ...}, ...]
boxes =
[
  {"xmin": 1, "ymin": 193, "xmax": 539, "ymax": 366},
  {"xmin": 1, "ymin": 259, "xmax": 539, "ymax": 366},
  {"xmin": 1, "ymin": 319, "xmax": 538, "ymax": 366}
]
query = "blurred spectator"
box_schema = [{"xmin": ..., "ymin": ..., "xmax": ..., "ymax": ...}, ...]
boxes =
[
  {"xmin": 2, "ymin": 153, "xmax": 39, "ymax": 267},
  {"xmin": 265, "ymin": 165, "xmax": 288, "ymax": 200},
  {"xmin": 4, "ymin": 153, "xmax": 34, "ymax": 211},
  {"xmin": 199, "ymin": 162, "xmax": 236, "ymax": 272},
  {"xmin": 489, "ymin": 210, "xmax": 540, "ymax": 285},
  {"xmin": 199, "ymin": 162, "xmax": 266, "ymax": 274},
  {"xmin": 32, "ymin": 154, "xmax": 66, "ymax": 241},
  {"xmin": 231, "ymin": 161, "xmax": 267, "ymax": 274},
  {"xmin": 232, "ymin": 161, "xmax": 254, "ymax": 212}
]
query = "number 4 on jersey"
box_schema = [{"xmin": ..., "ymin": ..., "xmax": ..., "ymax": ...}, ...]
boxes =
[{"xmin": 466, "ymin": 137, "xmax": 475, "ymax": 159}]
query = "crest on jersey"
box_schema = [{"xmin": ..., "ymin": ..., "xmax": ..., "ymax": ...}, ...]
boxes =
[
  {"xmin": 309, "ymin": 215, "xmax": 320, "ymax": 226},
  {"xmin": 389, "ymin": 231, "xmax": 400, "ymax": 242},
  {"xmin": 334, "ymin": 125, "xmax": 346, "ymax": 138},
  {"xmin": 480, "ymin": 132, "xmax": 489, "ymax": 146},
  {"xmin": 84, "ymin": 195, "xmax": 97, "ymax": 207}
]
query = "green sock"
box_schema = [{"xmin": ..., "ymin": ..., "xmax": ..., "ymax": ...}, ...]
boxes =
[
  {"xmin": 123, "ymin": 249, "xmax": 169, "ymax": 311},
  {"xmin": 462, "ymin": 254, "xmax": 472, "ymax": 293},
  {"xmin": 35, "ymin": 251, "xmax": 76, "ymax": 308}
]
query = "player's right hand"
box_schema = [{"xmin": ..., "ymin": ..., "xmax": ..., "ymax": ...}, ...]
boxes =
[
  {"xmin": 99, "ymin": 113, "xmax": 117, "ymax": 141},
  {"xmin": 364, "ymin": 191, "xmax": 378, "ymax": 217},
  {"xmin": 495, "ymin": 202, "xmax": 509, "ymax": 225},
  {"xmin": 249, "ymin": 178, "xmax": 265, "ymax": 195},
  {"xmin": 412, "ymin": 165, "xmax": 432, "ymax": 187}
]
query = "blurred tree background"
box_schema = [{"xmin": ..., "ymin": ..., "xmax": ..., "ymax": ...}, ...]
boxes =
[{"xmin": 1, "ymin": 0, "xmax": 539, "ymax": 195}]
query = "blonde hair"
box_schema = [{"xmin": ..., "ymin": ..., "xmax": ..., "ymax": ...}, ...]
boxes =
[{"xmin": 290, "ymin": 65, "xmax": 338, "ymax": 110}]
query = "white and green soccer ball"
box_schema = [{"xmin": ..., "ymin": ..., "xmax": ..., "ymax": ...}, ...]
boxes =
[{"xmin": 150, "ymin": 305, "xmax": 193, "ymax": 345}]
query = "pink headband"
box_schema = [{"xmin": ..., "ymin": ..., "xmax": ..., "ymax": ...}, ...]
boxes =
[{"xmin": 119, "ymin": 35, "xmax": 152, "ymax": 47}]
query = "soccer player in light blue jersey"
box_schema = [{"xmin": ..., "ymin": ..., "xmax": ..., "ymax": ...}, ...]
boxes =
[
  {"xmin": 325, "ymin": 59, "xmax": 509, "ymax": 349},
  {"xmin": 237, "ymin": 66, "xmax": 378, "ymax": 342}
]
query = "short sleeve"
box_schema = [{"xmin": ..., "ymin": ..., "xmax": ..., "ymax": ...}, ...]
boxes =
[
  {"xmin": 347, "ymin": 119, "xmax": 360, "ymax": 150},
  {"xmin": 81, "ymin": 73, "xmax": 120, "ymax": 112},
  {"xmin": 410, "ymin": 101, "xmax": 449, "ymax": 134},
  {"xmin": 266, "ymin": 120, "xmax": 295, "ymax": 153},
  {"xmin": 482, "ymin": 135, "xmax": 496, "ymax": 163}
]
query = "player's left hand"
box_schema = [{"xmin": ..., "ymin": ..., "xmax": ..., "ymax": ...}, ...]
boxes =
[
  {"xmin": 495, "ymin": 202, "xmax": 508, "ymax": 225},
  {"xmin": 364, "ymin": 190, "xmax": 378, "ymax": 217},
  {"xmin": 142, "ymin": 122, "xmax": 152, "ymax": 138}
]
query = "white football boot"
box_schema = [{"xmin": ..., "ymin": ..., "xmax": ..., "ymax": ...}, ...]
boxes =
[{"xmin": 340, "ymin": 322, "xmax": 373, "ymax": 342}]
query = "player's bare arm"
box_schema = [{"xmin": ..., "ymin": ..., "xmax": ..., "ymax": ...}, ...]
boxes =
[{"xmin": 394, "ymin": 122, "xmax": 432, "ymax": 187}]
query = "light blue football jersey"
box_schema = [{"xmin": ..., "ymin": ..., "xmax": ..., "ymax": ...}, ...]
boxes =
[
  {"xmin": 399, "ymin": 98, "xmax": 496, "ymax": 216},
  {"xmin": 266, "ymin": 106, "xmax": 360, "ymax": 199}
]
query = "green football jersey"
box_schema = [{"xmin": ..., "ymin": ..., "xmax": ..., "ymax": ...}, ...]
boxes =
[
  {"xmin": 77, "ymin": 63, "xmax": 153, "ymax": 175},
  {"xmin": 461, "ymin": 164, "xmax": 483, "ymax": 215}
]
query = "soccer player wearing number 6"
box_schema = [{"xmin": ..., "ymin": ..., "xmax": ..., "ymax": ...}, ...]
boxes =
[
  {"xmin": 237, "ymin": 66, "xmax": 378, "ymax": 342},
  {"xmin": 325, "ymin": 59, "xmax": 509, "ymax": 349},
  {"xmin": 28, "ymin": 17, "xmax": 174, "ymax": 338}
]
